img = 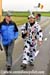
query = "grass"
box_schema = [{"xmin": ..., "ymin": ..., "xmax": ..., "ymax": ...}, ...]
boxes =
[
  {"xmin": 12, "ymin": 12, "xmax": 30, "ymax": 17},
  {"xmin": 3, "ymin": 11, "xmax": 50, "ymax": 17},
  {"xmin": 40, "ymin": 12, "xmax": 50, "ymax": 17},
  {"xmin": 11, "ymin": 12, "xmax": 50, "ymax": 17},
  {"xmin": 12, "ymin": 17, "xmax": 28, "ymax": 25}
]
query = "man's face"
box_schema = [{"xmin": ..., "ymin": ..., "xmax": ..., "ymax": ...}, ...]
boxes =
[
  {"xmin": 5, "ymin": 16, "xmax": 11, "ymax": 22},
  {"xmin": 28, "ymin": 17, "xmax": 35, "ymax": 23}
]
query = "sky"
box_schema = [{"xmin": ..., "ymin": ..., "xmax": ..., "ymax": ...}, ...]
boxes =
[{"xmin": 2, "ymin": 0, "xmax": 50, "ymax": 11}]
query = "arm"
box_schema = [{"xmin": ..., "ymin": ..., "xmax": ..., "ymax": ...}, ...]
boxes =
[
  {"xmin": 14, "ymin": 23, "xmax": 19, "ymax": 40},
  {"xmin": 0, "ymin": 23, "xmax": 3, "ymax": 51},
  {"xmin": 21, "ymin": 24, "xmax": 28, "ymax": 38},
  {"xmin": 36, "ymin": 23, "xmax": 43, "ymax": 46},
  {"xmin": 0, "ymin": 23, "xmax": 1, "ymax": 34},
  {"xmin": 0, "ymin": 23, "xmax": 1, "ymax": 41}
]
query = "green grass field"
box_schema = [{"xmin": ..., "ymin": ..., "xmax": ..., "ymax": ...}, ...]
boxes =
[
  {"xmin": 40, "ymin": 12, "xmax": 50, "ymax": 17},
  {"xmin": 11, "ymin": 12, "xmax": 50, "ymax": 17},
  {"xmin": 12, "ymin": 17, "xmax": 28, "ymax": 25},
  {"xmin": 3, "ymin": 11, "xmax": 50, "ymax": 17}
]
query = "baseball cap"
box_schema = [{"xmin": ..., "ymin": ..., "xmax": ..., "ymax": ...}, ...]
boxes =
[{"xmin": 6, "ymin": 11, "xmax": 12, "ymax": 16}]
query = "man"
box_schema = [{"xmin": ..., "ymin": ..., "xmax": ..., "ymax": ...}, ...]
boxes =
[
  {"xmin": 0, "ymin": 12, "xmax": 18, "ymax": 71},
  {"xmin": 35, "ymin": 13, "xmax": 41, "ymax": 22},
  {"xmin": 21, "ymin": 14, "xmax": 43, "ymax": 70}
]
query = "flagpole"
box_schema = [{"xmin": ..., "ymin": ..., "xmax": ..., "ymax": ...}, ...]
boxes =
[{"xmin": 0, "ymin": 0, "xmax": 2, "ymax": 22}]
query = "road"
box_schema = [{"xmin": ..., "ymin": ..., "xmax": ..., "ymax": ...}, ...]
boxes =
[{"xmin": 0, "ymin": 17, "xmax": 50, "ymax": 75}]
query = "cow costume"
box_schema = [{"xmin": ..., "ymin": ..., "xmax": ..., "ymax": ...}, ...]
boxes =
[{"xmin": 21, "ymin": 15, "xmax": 43, "ymax": 69}]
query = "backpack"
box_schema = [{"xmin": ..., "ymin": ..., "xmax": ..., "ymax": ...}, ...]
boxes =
[{"xmin": 22, "ymin": 23, "xmax": 28, "ymax": 39}]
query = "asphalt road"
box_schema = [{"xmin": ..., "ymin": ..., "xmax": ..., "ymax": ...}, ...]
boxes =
[{"xmin": 0, "ymin": 17, "xmax": 50, "ymax": 75}]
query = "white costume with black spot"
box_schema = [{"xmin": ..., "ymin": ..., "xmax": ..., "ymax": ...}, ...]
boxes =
[{"xmin": 21, "ymin": 22, "xmax": 43, "ymax": 64}]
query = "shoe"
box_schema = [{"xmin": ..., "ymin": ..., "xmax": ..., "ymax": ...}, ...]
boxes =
[
  {"xmin": 7, "ymin": 66, "xmax": 11, "ymax": 71},
  {"xmin": 29, "ymin": 62, "xmax": 34, "ymax": 66},
  {"xmin": 21, "ymin": 64, "xmax": 27, "ymax": 70}
]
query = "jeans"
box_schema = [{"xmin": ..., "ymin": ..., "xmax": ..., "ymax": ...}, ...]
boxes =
[{"xmin": 4, "ymin": 41, "xmax": 14, "ymax": 67}]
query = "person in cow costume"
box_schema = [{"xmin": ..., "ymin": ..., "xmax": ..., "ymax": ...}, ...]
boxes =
[{"xmin": 21, "ymin": 14, "xmax": 43, "ymax": 70}]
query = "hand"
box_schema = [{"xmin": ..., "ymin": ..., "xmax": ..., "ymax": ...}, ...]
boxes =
[
  {"xmin": 38, "ymin": 41, "xmax": 42, "ymax": 46},
  {"xmin": 25, "ymin": 31, "xmax": 29, "ymax": 37},
  {"xmin": 0, "ymin": 45, "xmax": 3, "ymax": 51},
  {"xmin": 32, "ymin": 35, "xmax": 35, "ymax": 40},
  {"xmin": 25, "ymin": 31, "xmax": 28, "ymax": 34},
  {"xmin": 15, "ymin": 39, "xmax": 17, "ymax": 41}
]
